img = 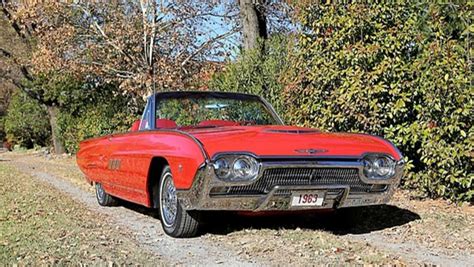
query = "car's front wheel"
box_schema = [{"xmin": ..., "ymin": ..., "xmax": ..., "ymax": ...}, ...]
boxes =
[{"xmin": 158, "ymin": 166, "xmax": 200, "ymax": 237}]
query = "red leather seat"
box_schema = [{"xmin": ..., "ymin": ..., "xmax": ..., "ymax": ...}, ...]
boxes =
[
  {"xmin": 156, "ymin": 119, "xmax": 177, "ymax": 129},
  {"xmin": 130, "ymin": 120, "xmax": 141, "ymax": 132},
  {"xmin": 130, "ymin": 119, "xmax": 177, "ymax": 131}
]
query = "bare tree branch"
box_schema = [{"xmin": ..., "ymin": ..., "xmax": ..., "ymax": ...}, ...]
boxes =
[
  {"xmin": 149, "ymin": 1, "xmax": 157, "ymax": 67},
  {"xmin": 71, "ymin": 3, "xmax": 139, "ymax": 66},
  {"xmin": 89, "ymin": 61, "xmax": 136, "ymax": 79},
  {"xmin": 140, "ymin": 0, "xmax": 149, "ymax": 65},
  {"xmin": 181, "ymin": 28, "xmax": 239, "ymax": 67}
]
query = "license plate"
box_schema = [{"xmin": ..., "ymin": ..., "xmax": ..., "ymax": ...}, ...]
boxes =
[{"xmin": 291, "ymin": 191, "xmax": 325, "ymax": 207}]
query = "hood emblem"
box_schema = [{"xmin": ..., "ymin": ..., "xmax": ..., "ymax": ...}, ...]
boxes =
[{"xmin": 295, "ymin": 148, "xmax": 328, "ymax": 154}]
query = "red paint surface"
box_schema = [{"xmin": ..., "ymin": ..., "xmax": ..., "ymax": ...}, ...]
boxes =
[
  {"xmin": 77, "ymin": 131, "xmax": 205, "ymax": 207},
  {"xmin": 186, "ymin": 125, "xmax": 401, "ymax": 160},
  {"xmin": 77, "ymin": 125, "xmax": 400, "ymax": 207}
]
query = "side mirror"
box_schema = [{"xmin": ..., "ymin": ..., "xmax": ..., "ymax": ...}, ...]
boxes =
[{"xmin": 130, "ymin": 119, "xmax": 141, "ymax": 132}]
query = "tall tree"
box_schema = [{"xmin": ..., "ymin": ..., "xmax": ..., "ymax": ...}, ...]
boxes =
[
  {"xmin": 1, "ymin": 1, "xmax": 69, "ymax": 153},
  {"xmin": 239, "ymin": 0, "xmax": 268, "ymax": 50}
]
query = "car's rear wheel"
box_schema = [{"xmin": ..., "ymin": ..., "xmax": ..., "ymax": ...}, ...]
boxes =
[
  {"xmin": 95, "ymin": 182, "xmax": 118, "ymax": 206},
  {"xmin": 158, "ymin": 166, "xmax": 200, "ymax": 237}
]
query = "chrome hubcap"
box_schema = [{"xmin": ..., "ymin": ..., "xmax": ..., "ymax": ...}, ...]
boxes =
[{"xmin": 160, "ymin": 173, "xmax": 178, "ymax": 227}]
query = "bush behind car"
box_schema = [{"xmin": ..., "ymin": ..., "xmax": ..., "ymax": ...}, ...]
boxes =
[{"xmin": 212, "ymin": 3, "xmax": 472, "ymax": 202}]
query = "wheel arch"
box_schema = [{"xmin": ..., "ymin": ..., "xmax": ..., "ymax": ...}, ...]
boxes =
[{"xmin": 147, "ymin": 156, "xmax": 170, "ymax": 208}]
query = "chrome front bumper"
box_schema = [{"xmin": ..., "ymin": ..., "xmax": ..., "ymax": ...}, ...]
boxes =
[{"xmin": 177, "ymin": 159, "xmax": 404, "ymax": 212}]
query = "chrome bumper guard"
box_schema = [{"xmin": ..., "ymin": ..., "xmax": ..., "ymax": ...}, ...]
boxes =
[{"xmin": 177, "ymin": 160, "xmax": 404, "ymax": 212}]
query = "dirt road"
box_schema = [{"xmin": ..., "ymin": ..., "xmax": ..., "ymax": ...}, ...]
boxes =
[{"xmin": 1, "ymin": 151, "xmax": 473, "ymax": 266}]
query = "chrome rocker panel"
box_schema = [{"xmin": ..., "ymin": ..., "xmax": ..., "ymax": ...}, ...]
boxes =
[{"xmin": 177, "ymin": 159, "xmax": 404, "ymax": 212}]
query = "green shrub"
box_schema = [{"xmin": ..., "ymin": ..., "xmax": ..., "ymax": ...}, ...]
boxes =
[
  {"xmin": 209, "ymin": 35, "xmax": 290, "ymax": 117},
  {"xmin": 20, "ymin": 72, "xmax": 141, "ymax": 153},
  {"xmin": 4, "ymin": 91, "xmax": 50, "ymax": 148},
  {"xmin": 57, "ymin": 83, "xmax": 139, "ymax": 153},
  {"xmin": 284, "ymin": 3, "xmax": 472, "ymax": 202}
]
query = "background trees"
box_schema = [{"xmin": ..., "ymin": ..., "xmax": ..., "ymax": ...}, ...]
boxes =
[
  {"xmin": 0, "ymin": 0, "xmax": 244, "ymax": 153},
  {"xmin": 240, "ymin": 0, "xmax": 268, "ymax": 50},
  {"xmin": 3, "ymin": 90, "xmax": 50, "ymax": 148},
  {"xmin": 210, "ymin": 35, "xmax": 290, "ymax": 115},
  {"xmin": 0, "ymin": 4, "xmax": 31, "ymax": 142}
]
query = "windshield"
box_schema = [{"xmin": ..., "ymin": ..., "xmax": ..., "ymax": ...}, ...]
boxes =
[{"xmin": 155, "ymin": 92, "xmax": 281, "ymax": 128}]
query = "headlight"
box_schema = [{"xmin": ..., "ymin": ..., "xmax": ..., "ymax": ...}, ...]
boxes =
[
  {"xmin": 213, "ymin": 158, "xmax": 231, "ymax": 178},
  {"xmin": 212, "ymin": 154, "xmax": 260, "ymax": 182},
  {"xmin": 233, "ymin": 157, "xmax": 259, "ymax": 180},
  {"xmin": 362, "ymin": 154, "xmax": 396, "ymax": 179}
]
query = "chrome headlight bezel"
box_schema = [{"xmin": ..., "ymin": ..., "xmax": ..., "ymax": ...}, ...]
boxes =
[
  {"xmin": 361, "ymin": 154, "xmax": 397, "ymax": 180},
  {"xmin": 212, "ymin": 154, "xmax": 260, "ymax": 183}
]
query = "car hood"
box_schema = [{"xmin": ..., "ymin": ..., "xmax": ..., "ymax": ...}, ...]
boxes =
[{"xmin": 184, "ymin": 125, "xmax": 401, "ymax": 160}]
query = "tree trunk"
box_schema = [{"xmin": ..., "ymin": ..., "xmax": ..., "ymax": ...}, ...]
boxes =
[
  {"xmin": 47, "ymin": 105, "xmax": 65, "ymax": 154},
  {"xmin": 240, "ymin": 0, "xmax": 267, "ymax": 51}
]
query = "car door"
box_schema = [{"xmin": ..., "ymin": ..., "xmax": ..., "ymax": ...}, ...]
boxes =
[{"xmin": 104, "ymin": 97, "xmax": 154, "ymax": 204}]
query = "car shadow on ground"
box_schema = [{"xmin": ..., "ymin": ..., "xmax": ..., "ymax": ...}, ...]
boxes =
[
  {"xmin": 202, "ymin": 205, "xmax": 421, "ymax": 236},
  {"xmin": 117, "ymin": 201, "xmax": 420, "ymax": 236}
]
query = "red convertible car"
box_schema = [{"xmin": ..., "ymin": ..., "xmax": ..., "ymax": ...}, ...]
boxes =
[{"xmin": 77, "ymin": 91, "xmax": 405, "ymax": 237}]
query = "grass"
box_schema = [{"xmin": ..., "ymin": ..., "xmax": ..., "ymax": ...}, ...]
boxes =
[
  {"xmin": 0, "ymin": 163, "xmax": 162, "ymax": 265},
  {"xmin": 2, "ymin": 151, "xmax": 472, "ymax": 265}
]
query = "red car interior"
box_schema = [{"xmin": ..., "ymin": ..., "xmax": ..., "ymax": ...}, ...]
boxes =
[
  {"xmin": 130, "ymin": 119, "xmax": 178, "ymax": 131},
  {"xmin": 130, "ymin": 120, "xmax": 141, "ymax": 132},
  {"xmin": 156, "ymin": 119, "xmax": 178, "ymax": 129}
]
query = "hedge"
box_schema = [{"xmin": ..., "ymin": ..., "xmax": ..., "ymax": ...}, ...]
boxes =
[
  {"xmin": 212, "ymin": 3, "xmax": 472, "ymax": 202},
  {"xmin": 283, "ymin": 3, "xmax": 472, "ymax": 202},
  {"xmin": 58, "ymin": 95, "xmax": 138, "ymax": 153}
]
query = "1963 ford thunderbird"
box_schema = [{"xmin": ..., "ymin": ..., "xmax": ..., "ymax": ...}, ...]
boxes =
[{"xmin": 77, "ymin": 91, "xmax": 405, "ymax": 237}]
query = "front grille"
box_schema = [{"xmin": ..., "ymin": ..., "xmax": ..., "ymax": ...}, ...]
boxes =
[{"xmin": 223, "ymin": 168, "xmax": 373, "ymax": 196}]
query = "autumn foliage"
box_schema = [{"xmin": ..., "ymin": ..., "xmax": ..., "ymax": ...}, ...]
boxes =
[{"xmin": 13, "ymin": 1, "xmax": 233, "ymax": 93}]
